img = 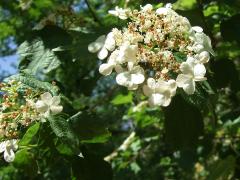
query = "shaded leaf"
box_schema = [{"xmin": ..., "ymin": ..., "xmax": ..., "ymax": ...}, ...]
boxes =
[
  {"xmin": 48, "ymin": 115, "xmax": 79, "ymax": 149},
  {"xmin": 164, "ymin": 95, "xmax": 204, "ymax": 149},
  {"xmin": 207, "ymin": 156, "xmax": 236, "ymax": 180},
  {"xmin": 19, "ymin": 123, "xmax": 40, "ymax": 146},
  {"xmin": 68, "ymin": 112, "xmax": 111, "ymax": 143},
  {"xmin": 71, "ymin": 156, "xmax": 113, "ymax": 180},
  {"xmin": 221, "ymin": 14, "xmax": 240, "ymax": 44}
]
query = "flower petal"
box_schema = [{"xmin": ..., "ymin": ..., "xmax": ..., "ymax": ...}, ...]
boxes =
[
  {"xmin": 141, "ymin": 4, "xmax": 153, "ymax": 12},
  {"xmin": 116, "ymin": 72, "xmax": 130, "ymax": 86},
  {"xmin": 12, "ymin": 140, "xmax": 18, "ymax": 151},
  {"xmin": 143, "ymin": 85, "xmax": 153, "ymax": 96},
  {"xmin": 108, "ymin": 50, "xmax": 119, "ymax": 64},
  {"xmin": 192, "ymin": 26, "xmax": 203, "ymax": 33},
  {"xmin": 51, "ymin": 96, "xmax": 61, "ymax": 106},
  {"xmin": 167, "ymin": 79, "xmax": 177, "ymax": 96},
  {"xmin": 156, "ymin": 7, "xmax": 168, "ymax": 15},
  {"xmin": 176, "ymin": 74, "xmax": 192, "ymax": 88},
  {"xmin": 147, "ymin": 78, "xmax": 156, "ymax": 90},
  {"xmin": 35, "ymin": 100, "xmax": 48, "ymax": 113},
  {"xmin": 128, "ymin": 84, "xmax": 138, "ymax": 90},
  {"xmin": 183, "ymin": 79, "xmax": 196, "ymax": 95},
  {"xmin": 40, "ymin": 92, "xmax": 53, "ymax": 105},
  {"xmin": 131, "ymin": 73, "xmax": 145, "ymax": 85},
  {"xmin": 180, "ymin": 61, "xmax": 193, "ymax": 75},
  {"xmin": 194, "ymin": 64, "xmax": 206, "ymax": 81},
  {"xmin": 97, "ymin": 48, "xmax": 108, "ymax": 60},
  {"xmin": 115, "ymin": 65, "xmax": 124, "ymax": 73},
  {"xmin": 197, "ymin": 51, "xmax": 210, "ymax": 64},
  {"xmin": 0, "ymin": 141, "xmax": 6, "ymax": 153},
  {"xmin": 149, "ymin": 93, "xmax": 165, "ymax": 106},
  {"xmin": 88, "ymin": 42, "xmax": 102, "ymax": 53},
  {"xmin": 88, "ymin": 35, "xmax": 105, "ymax": 53},
  {"xmin": 105, "ymin": 32, "xmax": 116, "ymax": 51},
  {"xmin": 50, "ymin": 105, "xmax": 63, "ymax": 115},
  {"xmin": 4, "ymin": 149, "xmax": 15, "ymax": 162},
  {"xmin": 162, "ymin": 96, "xmax": 172, "ymax": 107},
  {"xmin": 156, "ymin": 79, "xmax": 169, "ymax": 92},
  {"xmin": 99, "ymin": 63, "xmax": 114, "ymax": 76}
]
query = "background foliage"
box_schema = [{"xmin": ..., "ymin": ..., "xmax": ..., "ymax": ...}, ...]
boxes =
[{"xmin": 0, "ymin": 0, "xmax": 240, "ymax": 179}]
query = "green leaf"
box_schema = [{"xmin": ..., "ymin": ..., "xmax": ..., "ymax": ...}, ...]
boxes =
[
  {"xmin": 207, "ymin": 156, "xmax": 236, "ymax": 180},
  {"xmin": 18, "ymin": 25, "xmax": 73, "ymax": 74},
  {"xmin": 13, "ymin": 149, "xmax": 37, "ymax": 176},
  {"xmin": 68, "ymin": 112, "xmax": 111, "ymax": 143},
  {"xmin": 18, "ymin": 38, "xmax": 60, "ymax": 74},
  {"xmin": 173, "ymin": 52, "xmax": 187, "ymax": 63},
  {"xmin": 164, "ymin": 95, "xmax": 204, "ymax": 149},
  {"xmin": 180, "ymin": 82, "xmax": 214, "ymax": 110},
  {"xmin": 5, "ymin": 71, "xmax": 59, "ymax": 95},
  {"xmin": 111, "ymin": 92, "xmax": 133, "ymax": 105},
  {"xmin": 56, "ymin": 143, "xmax": 75, "ymax": 156},
  {"xmin": 19, "ymin": 123, "xmax": 40, "ymax": 146},
  {"xmin": 71, "ymin": 156, "xmax": 113, "ymax": 180},
  {"xmin": 224, "ymin": 117, "xmax": 240, "ymax": 134},
  {"xmin": 221, "ymin": 14, "xmax": 240, "ymax": 44},
  {"xmin": 210, "ymin": 59, "xmax": 240, "ymax": 91},
  {"xmin": 14, "ymin": 149, "xmax": 33, "ymax": 167},
  {"xmin": 130, "ymin": 162, "xmax": 141, "ymax": 174},
  {"xmin": 48, "ymin": 115, "xmax": 79, "ymax": 147}
]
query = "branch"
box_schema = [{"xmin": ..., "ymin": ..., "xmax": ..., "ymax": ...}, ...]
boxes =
[{"xmin": 104, "ymin": 131, "xmax": 136, "ymax": 162}]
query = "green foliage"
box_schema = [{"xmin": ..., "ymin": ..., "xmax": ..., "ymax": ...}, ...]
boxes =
[
  {"xmin": 164, "ymin": 95, "xmax": 204, "ymax": 149},
  {"xmin": 221, "ymin": 14, "xmax": 240, "ymax": 44},
  {"xmin": 207, "ymin": 156, "xmax": 236, "ymax": 180},
  {"xmin": 68, "ymin": 112, "xmax": 111, "ymax": 143},
  {"xmin": 111, "ymin": 92, "xmax": 133, "ymax": 105},
  {"xmin": 18, "ymin": 39, "xmax": 61, "ymax": 74},
  {"xmin": 19, "ymin": 123, "xmax": 40, "ymax": 146},
  {"xmin": 6, "ymin": 71, "xmax": 59, "ymax": 95}
]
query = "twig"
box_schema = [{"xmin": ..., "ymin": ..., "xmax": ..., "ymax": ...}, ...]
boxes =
[
  {"xmin": 104, "ymin": 131, "xmax": 136, "ymax": 162},
  {"xmin": 124, "ymin": 0, "xmax": 131, "ymax": 8},
  {"xmin": 84, "ymin": 0, "xmax": 102, "ymax": 26}
]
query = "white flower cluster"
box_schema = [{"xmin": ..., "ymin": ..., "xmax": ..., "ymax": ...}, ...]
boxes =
[
  {"xmin": 0, "ymin": 90, "xmax": 62, "ymax": 163},
  {"xmin": 88, "ymin": 4, "xmax": 214, "ymax": 107}
]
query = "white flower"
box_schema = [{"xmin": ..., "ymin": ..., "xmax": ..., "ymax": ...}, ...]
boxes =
[
  {"xmin": 88, "ymin": 35, "xmax": 105, "ymax": 53},
  {"xmin": 0, "ymin": 139, "xmax": 18, "ymax": 162},
  {"xmin": 35, "ymin": 92, "xmax": 63, "ymax": 118},
  {"xmin": 156, "ymin": 3, "xmax": 173, "ymax": 15},
  {"xmin": 144, "ymin": 20, "xmax": 152, "ymax": 29},
  {"xmin": 190, "ymin": 26, "xmax": 215, "ymax": 55},
  {"xmin": 123, "ymin": 31, "xmax": 143, "ymax": 44},
  {"xmin": 99, "ymin": 50, "xmax": 119, "ymax": 76},
  {"xmin": 104, "ymin": 32, "xmax": 116, "ymax": 52},
  {"xmin": 116, "ymin": 63, "xmax": 145, "ymax": 90},
  {"xmin": 176, "ymin": 57, "xmax": 206, "ymax": 94},
  {"xmin": 143, "ymin": 78, "xmax": 177, "ymax": 107},
  {"xmin": 108, "ymin": 6, "xmax": 130, "ymax": 20},
  {"xmin": 117, "ymin": 42, "xmax": 138, "ymax": 64},
  {"xmin": 144, "ymin": 32, "xmax": 154, "ymax": 44},
  {"xmin": 194, "ymin": 51, "xmax": 210, "ymax": 64},
  {"xmin": 88, "ymin": 32, "xmax": 116, "ymax": 60},
  {"xmin": 141, "ymin": 4, "xmax": 153, "ymax": 12}
]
